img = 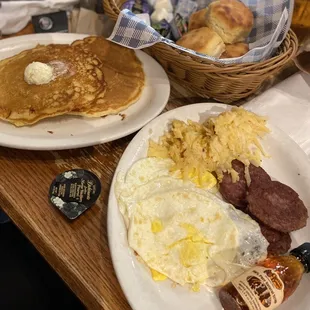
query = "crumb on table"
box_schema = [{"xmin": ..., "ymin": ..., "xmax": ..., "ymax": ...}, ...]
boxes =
[{"xmin": 119, "ymin": 113, "xmax": 126, "ymax": 121}]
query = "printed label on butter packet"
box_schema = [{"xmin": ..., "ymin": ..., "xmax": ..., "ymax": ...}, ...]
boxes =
[{"xmin": 49, "ymin": 169, "xmax": 101, "ymax": 220}]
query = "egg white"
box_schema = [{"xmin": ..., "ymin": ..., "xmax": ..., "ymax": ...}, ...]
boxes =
[{"xmin": 115, "ymin": 158, "xmax": 268, "ymax": 288}]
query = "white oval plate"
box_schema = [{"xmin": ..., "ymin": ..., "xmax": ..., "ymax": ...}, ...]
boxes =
[
  {"xmin": 108, "ymin": 103, "xmax": 310, "ymax": 310},
  {"xmin": 0, "ymin": 34, "xmax": 170, "ymax": 150}
]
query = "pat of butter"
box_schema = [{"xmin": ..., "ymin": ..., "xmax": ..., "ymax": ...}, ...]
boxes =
[{"xmin": 24, "ymin": 62, "xmax": 54, "ymax": 85}]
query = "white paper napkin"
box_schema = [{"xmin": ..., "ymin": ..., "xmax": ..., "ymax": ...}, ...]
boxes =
[
  {"xmin": 0, "ymin": 0, "xmax": 79, "ymax": 35},
  {"xmin": 244, "ymin": 72, "xmax": 310, "ymax": 156}
]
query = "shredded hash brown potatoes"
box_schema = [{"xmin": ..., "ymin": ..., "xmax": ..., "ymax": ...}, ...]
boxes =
[{"xmin": 148, "ymin": 107, "xmax": 270, "ymax": 184}]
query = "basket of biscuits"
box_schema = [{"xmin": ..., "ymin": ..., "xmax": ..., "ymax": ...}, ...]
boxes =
[{"xmin": 104, "ymin": 0, "xmax": 298, "ymax": 103}]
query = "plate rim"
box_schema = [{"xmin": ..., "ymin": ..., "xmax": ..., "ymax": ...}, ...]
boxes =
[
  {"xmin": 0, "ymin": 33, "xmax": 170, "ymax": 150},
  {"xmin": 108, "ymin": 102, "xmax": 310, "ymax": 310}
]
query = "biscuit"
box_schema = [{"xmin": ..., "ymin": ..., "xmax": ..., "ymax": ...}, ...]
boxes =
[
  {"xmin": 176, "ymin": 27, "xmax": 225, "ymax": 57},
  {"xmin": 206, "ymin": 0, "xmax": 254, "ymax": 44},
  {"xmin": 188, "ymin": 8, "xmax": 208, "ymax": 31},
  {"xmin": 220, "ymin": 42, "xmax": 249, "ymax": 58}
]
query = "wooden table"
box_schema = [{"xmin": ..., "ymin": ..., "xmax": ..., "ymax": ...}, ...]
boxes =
[
  {"xmin": 0, "ymin": 78, "xmax": 300, "ymax": 309},
  {"xmin": 0, "ymin": 87, "xmax": 202, "ymax": 310},
  {"xmin": 0, "ymin": 25, "xmax": 299, "ymax": 310}
]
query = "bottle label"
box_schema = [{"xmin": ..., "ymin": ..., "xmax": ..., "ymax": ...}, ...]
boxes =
[{"xmin": 231, "ymin": 266, "xmax": 284, "ymax": 310}]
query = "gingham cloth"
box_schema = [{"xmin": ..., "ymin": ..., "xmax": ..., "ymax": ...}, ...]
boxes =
[{"xmin": 108, "ymin": 0, "xmax": 294, "ymax": 64}]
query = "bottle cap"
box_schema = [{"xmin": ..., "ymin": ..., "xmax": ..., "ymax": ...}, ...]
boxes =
[{"xmin": 290, "ymin": 243, "xmax": 310, "ymax": 273}]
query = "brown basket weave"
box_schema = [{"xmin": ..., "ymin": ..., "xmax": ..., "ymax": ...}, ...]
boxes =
[{"xmin": 104, "ymin": 0, "xmax": 298, "ymax": 103}]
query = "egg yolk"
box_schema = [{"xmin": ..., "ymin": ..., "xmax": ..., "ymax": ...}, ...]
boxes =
[
  {"xmin": 151, "ymin": 219, "xmax": 163, "ymax": 233},
  {"xmin": 179, "ymin": 240, "xmax": 204, "ymax": 268},
  {"xmin": 188, "ymin": 169, "xmax": 217, "ymax": 189},
  {"xmin": 169, "ymin": 224, "xmax": 212, "ymax": 268},
  {"xmin": 191, "ymin": 283, "xmax": 201, "ymax": 292},
  {"xmin": 151, "ymin": 269, "xmax": 167, "ymax": 281},
  {"xmin": 171, "ymin": 168, "xmax": 217, "ymax": 190}
]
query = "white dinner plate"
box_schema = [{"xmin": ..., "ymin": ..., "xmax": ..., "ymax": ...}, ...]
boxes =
[
  {"xmin": 108, "ymin": 103, "xmax": 310, "ymax": 310},
  {"xmin": 0, "ymin": 33, "xmax": 170, "ymax": 150}
]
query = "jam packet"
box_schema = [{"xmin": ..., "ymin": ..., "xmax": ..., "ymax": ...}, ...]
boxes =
[
  {"xmin": 122, "ymin": 0, "xmax": 152, "ymax": 15},
  {"xmin": 49, "ymin": 169, "xmax": 101, "ymax": 220},
  {"xmin": 152, "ymin": 19, "xmax": 171, "ymax": 38},
  {"xmin": 169, "ymin": 13, "xmax": 188, "ymax": 41}
]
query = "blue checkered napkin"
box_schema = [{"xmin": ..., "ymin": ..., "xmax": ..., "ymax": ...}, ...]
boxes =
[
  {"xmin": 108, "ymin": 0, "xmax": 293, "ymax": 64},
  {"xmin": 108, "ymin": 10, "xmax": 161, "ymax": 49},
  {"xmin": 246, "ymin": 0, "xmax": 292, "ymax": 46}
]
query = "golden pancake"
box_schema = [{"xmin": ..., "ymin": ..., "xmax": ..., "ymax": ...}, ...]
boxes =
[
  {"xmin": 70, "ymin": 36, "xmax": 145, "ymax": 117},
  {"xmin": 72, "ymin": 36, "xmax": 144, "ymax": 78},
  {"xmin": 73, "ymin": 67, "xmax": 144, "ymax": 117},
  {"xmin": 0, "ymin": 44, "xmax": 105, "ymax": 126}
]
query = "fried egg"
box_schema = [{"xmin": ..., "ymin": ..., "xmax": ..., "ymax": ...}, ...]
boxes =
[{"xmin": 115, "ymin": 158, "xmax": 268, "ymax": 290}]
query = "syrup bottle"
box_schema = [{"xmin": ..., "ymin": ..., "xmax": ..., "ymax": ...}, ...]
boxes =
[
  {"xmin": 219, "ymin": 243, "xmax": 310, "ymax": 310},
  {"xmin": 291, "ymin": 0, "xmax": 310, "ymax": 48}
]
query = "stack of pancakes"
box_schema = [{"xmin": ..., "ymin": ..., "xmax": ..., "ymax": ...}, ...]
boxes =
[{"xmin": 0, "ymin": 37, "xmax": 145, "ymax": 127}]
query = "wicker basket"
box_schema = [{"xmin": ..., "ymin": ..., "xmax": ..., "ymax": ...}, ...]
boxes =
[{"xmin": 104, "ymin": 0, "xmax": 298, "ymax": 103}]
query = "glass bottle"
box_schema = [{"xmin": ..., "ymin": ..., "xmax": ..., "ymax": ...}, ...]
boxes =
[
  {"xmin": 291, "ymin": 0, "xmax": 310, "ymax": 47},
  {"xmin": 291, "ymin": 1, "xmax": 310, "ymax": 74},
  {"xmin": 219, "ymin": 243, "xmax": 310, "ymax": 310}
]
